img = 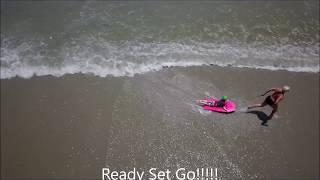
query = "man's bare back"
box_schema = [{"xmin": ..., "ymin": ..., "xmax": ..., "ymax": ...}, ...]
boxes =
[{"xmin": 268, "ymin": 88, "xmax": 285, "ymax": 105}]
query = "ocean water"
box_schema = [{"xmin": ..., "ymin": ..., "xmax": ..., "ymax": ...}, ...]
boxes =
[{"xmin": 1, "ymin": 1, "xmax": 319, "ymax": 79}]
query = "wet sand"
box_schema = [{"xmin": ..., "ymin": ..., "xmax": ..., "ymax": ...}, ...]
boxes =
[{"xmin": 1, "ymin": 66, "xmax": 319, "ymax": 179}]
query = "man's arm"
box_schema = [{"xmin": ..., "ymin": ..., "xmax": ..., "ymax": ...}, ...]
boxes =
[
  {"xmin": 274, "ymin": 95, "xmax": 284, "ymax": 105},
  {"xmin": 261, "ymin": 88, "xmax": 276, "ymax": 96}
]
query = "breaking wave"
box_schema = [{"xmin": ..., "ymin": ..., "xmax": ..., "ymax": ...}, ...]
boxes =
[{"xmin": 1, "ymin": 39, "xmax": 319, "ymax": 79}]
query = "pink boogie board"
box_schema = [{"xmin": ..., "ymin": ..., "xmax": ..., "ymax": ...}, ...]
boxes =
[{"xmin": 199, "ymin": 97, "xmax": 236, "ymax": 113}]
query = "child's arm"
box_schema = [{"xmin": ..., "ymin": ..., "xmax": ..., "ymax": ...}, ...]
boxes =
[{"xmin": 223, "ymin": 106, "xmax": 228, "ymax": 112}]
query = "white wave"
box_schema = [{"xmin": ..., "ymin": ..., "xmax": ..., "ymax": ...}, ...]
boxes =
[{"xmin": 1, "ymin": 40, "xmax": 319, "ymax": 79}]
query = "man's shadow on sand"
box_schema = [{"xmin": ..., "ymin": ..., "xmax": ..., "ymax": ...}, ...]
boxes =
[{"xmin": 246, "ymin": 110, "xmax": 272, "ymax": 126}]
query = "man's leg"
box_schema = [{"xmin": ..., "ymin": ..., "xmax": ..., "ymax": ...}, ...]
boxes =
[
  {"xmin": 269, "ymin": 104, "xmax": 278, "ymax": 118},
  {"xmin": 248, "ymin": 100, "xmax": 267, "ymax": 109}
]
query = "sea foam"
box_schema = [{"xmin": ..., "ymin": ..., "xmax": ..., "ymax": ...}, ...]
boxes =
[{"xmin": 1, "ymin": 40, "xmax": 319, "ymax": 79}]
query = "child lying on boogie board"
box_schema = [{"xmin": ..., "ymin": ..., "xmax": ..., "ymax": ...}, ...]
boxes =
[{"xmin": 197, "ymin": 96, "xmax": 228, "ymax": 111}]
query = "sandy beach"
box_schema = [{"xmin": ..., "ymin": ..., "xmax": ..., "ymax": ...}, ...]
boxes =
[{"xmin": 1, "ymin": 66, "xmax": 319, "ymax": 179}]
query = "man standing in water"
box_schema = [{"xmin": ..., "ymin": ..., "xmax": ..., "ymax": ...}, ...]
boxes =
[{"xmin": 248, "ymin": 86, "xmax": 290, "ymax": 118}]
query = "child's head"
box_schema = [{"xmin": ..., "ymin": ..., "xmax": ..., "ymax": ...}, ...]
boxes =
[{"xmin": 221, "ymin": 96, "xmax": 228, "ymax": 101}]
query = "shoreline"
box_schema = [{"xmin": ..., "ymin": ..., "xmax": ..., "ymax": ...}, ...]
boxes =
[{"xmin": 1, "ymin": 63, "xmax": 319, "ymax": 81}]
